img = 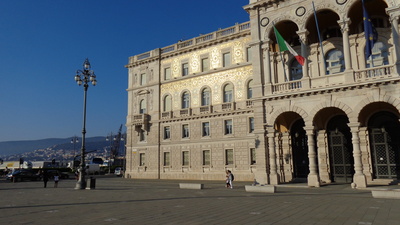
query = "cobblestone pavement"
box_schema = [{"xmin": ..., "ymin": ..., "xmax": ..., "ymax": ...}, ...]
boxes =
[{"xmin": 1, "ymin": 176, "xmax": 400, "ymax": 225}]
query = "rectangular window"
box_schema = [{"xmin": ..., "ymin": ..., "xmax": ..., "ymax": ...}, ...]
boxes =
[
  {"xmin": 202, "ymin": 122, "xmax": 210, "ymax": 137},
  {"xmin": 140, "ymin": 73, "xmax": 146, "ymax": 86},
  {"xmin": 182, "ymin": 63, "xmax": 189, "ymax": 76},
  {"xmin": 182, "ymin": 151, "xmax": 189, "ymax": 166},
  {"xmin": 139, "ymin": 153, "xmax": 145, "ymax": 166},
  {"xmin": 139, "ymin": 100, "xmax": 146, "ymax": 114},
  {"xmin": 164, "ymin": 67, "xmax": 171, "ymax": 80},
  {"xmin": 225, "ymin": 119, "xmax": 233, "ymax": 135},
  {"xmin": 182, "ymin": 124, "xmax": 190, "ymax": 138},
  {"xmin": 225, "ymin": 149, "xmax": 234, "ymax": 165},
  {"xmin": 250, "ymin": 148, "xmax": 256, "ymax": 165},
  {"xmin": 139, "ymin": 129, "xmax": 146, "ymax": 142},
  {"xmin": 164, "ymin": 126, "xmax": 170, "ymax": 140},
  {"xmin": 203, "ymin": 150, "xmax": 210, "ymax": 166},
  {"xmin": 223, "ymin": 52, "xmax": 231, "ymax": 67},
  {"xmin": 246, "ymin": 47, "xmax": 252, "ymax": 62},
  {"xmin": 249, "ymin": 117, "xmax": 254, "ymax": 133},
  {"xmin": 201, "ymin": 57, "xmax": 209, "ymax": 72},
  {"xmin": 163, "ymin": 152, "xmax": 170, "ymax": 166}
]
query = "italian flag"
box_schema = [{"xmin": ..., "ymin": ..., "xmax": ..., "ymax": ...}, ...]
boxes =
[{"xmin": 273, "ymin": 26, "xmax": 305, "ymax": 66}]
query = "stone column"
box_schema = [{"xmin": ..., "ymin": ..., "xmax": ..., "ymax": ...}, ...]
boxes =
[
  {"xmin": 386, "ymin": 7, "xmax": 400, "ymax": 66},
  {"xmin": 349, "ymin": 122, "xmax": 367, "ymax": 188},
  {"xmin": 297, "ymin": 29, "xmax": 309, "ymax": 78},
  {"xmin": 390, "ymin": 15, "xmax": 400, "ymax": 74},
  {"xmin": 305, "ymin": 126, "xmax": 320, "ymax": 187},
  {"xmin": 338, "ymin": 18, "xmax": 353, "ymax": 71},
  {"xmin": 267, "ymin": 127, "xmax": 279, "ymax": 185},
  {"xmin": 297, "ymin": 29, "xmax": 310, "ymax": 89},
  {"xmin": 263, "ymin": 39, "xmax": 272, "ymax": 84},
  {"xmin": 262, "ymin": 40, "xmax": 272, "ymax": 94}
]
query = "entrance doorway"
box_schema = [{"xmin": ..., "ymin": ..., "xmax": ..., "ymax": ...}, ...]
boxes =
[
  {"xmin": 290, "ymin": 119, "xmax": 309, "ymax": 179},
  {"xmin": 327, "ymin": 115, "xmax": 354, "ymax": 183},
  {"xmin": 369, "ymin": 112, "xmax": 400, "ymax": 179}
]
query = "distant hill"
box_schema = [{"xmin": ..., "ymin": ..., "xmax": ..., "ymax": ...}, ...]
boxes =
[{"xmin": 0, "ymin": 136, "xmax": 107, "ymax": 156}]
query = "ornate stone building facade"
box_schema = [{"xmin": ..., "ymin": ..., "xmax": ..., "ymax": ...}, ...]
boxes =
[{"xmin": 125, "ymin": 0, "xmax": 400, "ymax": 188}]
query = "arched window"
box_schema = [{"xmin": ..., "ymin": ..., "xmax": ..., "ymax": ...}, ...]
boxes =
[
  {"xmin": 163, "ymin": 95, "xmax": 172, "ymax": 112},
  {"xmin": 367, "ymin": 42, "xmax": 389, "ymax": 68},
  {"xmin": 223, "ymin": 83, "xmax": 233, "ymax": 103},
  {"xmin": 201, "ymin": 88, "xmax": 211, "ymax": 106},
  {"xmin": 139, "ymin": 99, "xmax": 146, "ymax": 114},
  {"xmin": 326, "ymin": 49, "xmax": 344, "ymax": 75},
  {"xmin": 290, "ymin": 60, "xmax": 303, "ymax": 80},
  {"xmin": 247, "ymin": 80, "xmax": 253, "ymax": 99},
  {"xmin": 182, "ymin": 91, "xmax": 190, "ymax": 109}
]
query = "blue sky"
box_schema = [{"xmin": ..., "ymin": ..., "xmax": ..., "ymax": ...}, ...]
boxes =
[{"xmin": 0, "ymin": 0, "xmax": 249, "ymax": 142}]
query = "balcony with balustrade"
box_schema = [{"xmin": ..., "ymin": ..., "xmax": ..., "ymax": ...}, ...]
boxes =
[{"xmin": 127, "ymin": 21, "xmax": 251, "ymax": 64}]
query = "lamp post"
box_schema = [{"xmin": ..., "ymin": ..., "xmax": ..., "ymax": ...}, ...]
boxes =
[
  {"xmin": 121, "ymin": 133, "xmax": 126, "ymax": 176},
  {"xmin": 71, "ymin": 136, "xmax": 79, "ymax": 167},
  {"xmin": 74, "ymin": 58, "xmax": 97, "ymax": 190},
  {"xmin": 106, "ymin": 133, "xmax": 115, "ymax": 174}
]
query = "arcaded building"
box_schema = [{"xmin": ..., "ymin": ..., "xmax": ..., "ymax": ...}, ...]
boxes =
[{"xmin": 125, "ymin": 0, "xmax": 400, "ymax": 188}]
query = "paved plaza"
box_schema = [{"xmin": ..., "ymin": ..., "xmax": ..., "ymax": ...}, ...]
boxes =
[{"xmin": 1, "ymin": 176, "xmax": 400, "ymax": 225}]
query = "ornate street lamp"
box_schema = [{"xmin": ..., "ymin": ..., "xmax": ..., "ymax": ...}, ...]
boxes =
[
  {"xmin": 106, "ymin": 133, "xmax": 116, "ymax": 174},
  {"xmin": 74, "ymin": 58, "xmax": 97, "ymax": 189},
  {"xmin": 71, "ymin": 136, "xmax": 79, "ymax": 164}
]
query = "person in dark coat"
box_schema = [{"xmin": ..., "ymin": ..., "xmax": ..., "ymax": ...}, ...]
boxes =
[{"xmin": 42, "ymin": 170, "xmax": 49, "ymax": 188}]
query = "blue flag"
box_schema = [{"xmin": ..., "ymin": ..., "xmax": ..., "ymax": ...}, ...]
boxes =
[{"xmin": 362, "ymin": 0, "xmax": 378, "ymax": 59}]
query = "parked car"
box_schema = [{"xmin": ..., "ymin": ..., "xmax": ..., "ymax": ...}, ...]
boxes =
[
  {"xmin": 6, "ymin": 169, "xmax": 41, "ymax": 182},
  {"xmin": 114, "ymin": 167, "xmax": 123, "ymax": 176}
]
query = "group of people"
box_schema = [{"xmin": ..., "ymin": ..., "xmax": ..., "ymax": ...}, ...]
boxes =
[
  {"xmin": 41, "ymin": 170, "xmax": 59, "ymax": 188},
  {"xmin": 225, "ymin": 170, "xmax": 234, "ymax": 189}
]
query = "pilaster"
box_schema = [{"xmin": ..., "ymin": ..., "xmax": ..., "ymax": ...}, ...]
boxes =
[
  {"xmin": 262, "ymin": 40, "xmax": 273, "ymax": 95},
  {"xmin": 253, "ymin": 100, "xmax": 269, "ymax": 184}
]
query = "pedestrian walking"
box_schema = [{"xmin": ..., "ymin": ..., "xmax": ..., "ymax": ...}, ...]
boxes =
[
  {"xmin": 225, "ymin": 170, "xmax": 230, "ymax": 188},
  {"xmin": 42, "ymin": 170, "xmax": 48, "ymax": 188},
  {"xmin": 227, "ymin": 170, "xmax": 234, "ymax": 189},
  {"xmin": 54, "ymin": 174, "xmax": 59, "ymax": 188}
]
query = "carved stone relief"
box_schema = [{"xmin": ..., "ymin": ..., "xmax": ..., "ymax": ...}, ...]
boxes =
[
  {"xmin": 161, "ymin": 66, "xmax": 253, "ymax": 110},
  {"xmin": 162, "ymin": 37, "xmax": 251, "ymax": 74}
]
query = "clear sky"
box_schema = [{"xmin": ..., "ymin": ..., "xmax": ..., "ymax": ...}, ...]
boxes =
[{"xmin": 0, "ymin": 0, "xmax": 249, "ymax": 142}]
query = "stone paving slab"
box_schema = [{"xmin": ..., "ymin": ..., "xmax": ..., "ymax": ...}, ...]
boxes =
[{"xmin": 1, "ymin": 176, "xmax": 400, "ymax": 225}]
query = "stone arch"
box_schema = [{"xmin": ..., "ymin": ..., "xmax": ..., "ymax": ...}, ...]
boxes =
[
  {"xmin": 304, "ymin": 7, "xmax": 341, "ymax": 45},
  {"xmin": 263, "ymin": 13, "xmax": 301, "ymax": 40},
  {"xmin": 347, "ymin": 0, "xmax": 389, "ymax": 35},
  {"xmin": 352, "ymin": 92, "xmax": 400, "ymax": 124},
  {"xmin": 267, "ymin": 105, "xmax": 308, "ymax": 126},
  {"xmin": 199, "ymin": 85, "xmax": 212, "ymax": 97},
  {"xmin": 310, "ymin": 100, "xmax": 353, "ymax": 120},
  {"xmin": 302, "ymin": 3, "xmax": 342, "ymax": 30}
]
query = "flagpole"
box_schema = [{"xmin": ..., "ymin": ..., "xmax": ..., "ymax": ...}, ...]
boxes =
[
  {"xmin": 312, "ymin": 1, "xmax": 327, "ymax": 74},
  {"xmin": 273, "ymin": 23, "xmax": 289, "ymax": 82}
]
